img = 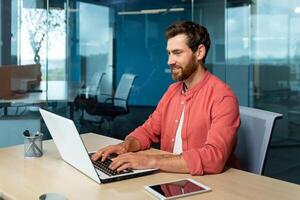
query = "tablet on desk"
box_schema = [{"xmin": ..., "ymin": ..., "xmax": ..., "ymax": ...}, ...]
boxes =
[{"xmin": 144, "ymin": 178, "xmax": 211, "ymax": 200}]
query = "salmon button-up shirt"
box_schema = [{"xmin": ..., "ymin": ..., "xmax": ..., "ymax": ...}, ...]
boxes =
[{"xmin": 129, "ymin": 71, "xmax": 240, "ymax": 175}]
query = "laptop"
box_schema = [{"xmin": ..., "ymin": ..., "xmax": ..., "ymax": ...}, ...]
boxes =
[{"xmin": 39, "ymin": 108, "xmax": 157, "ymax": 184}]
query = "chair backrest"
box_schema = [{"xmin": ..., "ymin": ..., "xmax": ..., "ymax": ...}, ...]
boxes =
[
  {"xmin": 114, "ymin": 74, "xmax": 137, "ymax": 108},
  {"xmin": 235, "ymin": 106, "xmax": 282, "ymax": 175},
  {"xmin": 88, "ymin": 72, "xmax": 105, "ymax": 91}
]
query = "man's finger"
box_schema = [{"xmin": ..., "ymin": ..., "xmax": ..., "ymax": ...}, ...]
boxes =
[
  {"xmin": 101, "ymin": 148, "xmax": 115, "ymax": 162},
  {"xmin": 116, "ymin": 163, "xmax": 131, "ymax": 172},
  {"xmin": 91, "ymin": 150, "xmax": 103, "ymax": 161},
  {"xmin": 109, "ymin": 156, "xmax": 128, "ymax": 170}
]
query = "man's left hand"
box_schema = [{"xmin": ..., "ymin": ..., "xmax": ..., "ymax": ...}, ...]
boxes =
[{"xmin": 109, "ymin": 152, "xmax": 156, "ymax": 172}]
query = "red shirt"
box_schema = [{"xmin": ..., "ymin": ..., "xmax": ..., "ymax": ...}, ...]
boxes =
[{"xmin": 129, "ymin": 71, "xmax": 240, "ymax": 175}]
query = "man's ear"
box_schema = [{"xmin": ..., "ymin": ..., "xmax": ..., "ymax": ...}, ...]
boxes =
[{"xmin": 195, "ymin": 44, "xmax": 206, "ymax": 61}]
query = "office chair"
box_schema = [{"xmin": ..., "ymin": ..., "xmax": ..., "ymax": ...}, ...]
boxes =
[
  {"xmin": 73, "ymin": 72, "xmax": 106, "ymax": 126},
  {"xmin": 79, "ymin": 73, "xmax": 137, "ymax": 135},
  {"xmin": 235, "ymin": 106, "xmax": 282, "ymax": 175},
  {"xmin": 78, "ymin": 72, "xmax": 106, "ymax": 97}
]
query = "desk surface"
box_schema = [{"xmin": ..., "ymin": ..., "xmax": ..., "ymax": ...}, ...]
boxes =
[
  {"xmin": 0, "ymin": 133, "xmax": 300, "ymax": 200},
  {"xmin": 0, "ymin": 81, "xmax": 81, "ymax": 104}
]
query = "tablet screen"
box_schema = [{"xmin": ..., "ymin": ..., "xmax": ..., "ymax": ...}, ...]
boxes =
[{"xmin": 148, "ymin": 179, "xmax": 207, "ymax": 198}]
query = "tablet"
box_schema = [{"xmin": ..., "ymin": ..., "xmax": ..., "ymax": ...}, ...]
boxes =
[{"xmin": 144, "ymin": 178, "xmax": 211, "ymax": 200}]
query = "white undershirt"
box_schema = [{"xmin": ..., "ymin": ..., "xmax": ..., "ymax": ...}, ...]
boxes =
[{"xmin": 173, "ymin": 106, "xmax": 185, "ymax": 154}]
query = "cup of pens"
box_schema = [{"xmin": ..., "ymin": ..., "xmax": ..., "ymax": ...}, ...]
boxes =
[{"xmin": 23, "ymin": 130, "xmax": 43, "ymax": 158}]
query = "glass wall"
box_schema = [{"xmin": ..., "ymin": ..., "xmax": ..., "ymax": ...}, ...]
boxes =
[
  {"xmin": 76, "ymin": 1, "xmax": 113, "ymax": 100},
  {"xmin": 0, "ymin": 0, "xmax": 225, "ymax": 107},
  {"xmin": 14, "ymin": 0, "xmax": 66, "ymax": 80},
  {"xmin": 226, "ymin": 2, "xmax": 251, "ymax": 106},
  {"xmin": 0, "ymin": 0, "xmax": 68, "ymax": 102},
  {"xmin": 226, "ymin": 0, "xmax": 300, "ymax": 183}
]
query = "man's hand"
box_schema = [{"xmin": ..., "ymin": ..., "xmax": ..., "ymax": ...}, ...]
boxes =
[
  {"xmin": 109, "ymin": 152, "xmax": 156, "ymax": 171},
  {"xmin": 91, "ymin": 143, "xmax": 128, "ymax": 162},
  {"xmin": 91, "ymin": 136, "xmax": 141, "ymax": 162},
  {"xmin": 92, "ymin": 136, "xmax": 190, "ymax": 174},
  {"xmin": 109, "ymin": 152, "xmax": 190, "ymax": 174}
]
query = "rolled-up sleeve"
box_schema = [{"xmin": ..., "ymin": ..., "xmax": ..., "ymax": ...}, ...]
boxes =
[{"xmin": 182, "ymin": 95, "xmax": 240, "ymax": 175}]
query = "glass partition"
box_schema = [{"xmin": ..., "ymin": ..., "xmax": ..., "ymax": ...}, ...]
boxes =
[
  {"xmin": 20, "ymin": 1, "xmax": 66, "ymax": 81},
  {"xmin": 226, "ymin": 0, "xmax": 300, "ymax": 184},
  {"xmin": 0, "ymin": 0, "xmax": 226, "ymax": 109},
  {"xmin": 1, "ymin": 1, "xmax": 67, "ymax": 96},
  {"xmin": 76, "ymin": 1, "xmax": 114, "ymax": 100}
]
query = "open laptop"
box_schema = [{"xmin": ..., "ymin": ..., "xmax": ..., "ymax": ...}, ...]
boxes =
[{"xmin": 39, "ymin": 108, "xmax": 157, "ymax": 184}]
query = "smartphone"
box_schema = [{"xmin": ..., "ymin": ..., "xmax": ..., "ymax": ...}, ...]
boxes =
[{"xmin": 144, "ymin": 178, "xmax": 211, "ymax": 200}]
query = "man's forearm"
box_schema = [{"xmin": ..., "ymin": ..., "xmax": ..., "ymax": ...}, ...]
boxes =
[{"xmin": 153, "ymin": 154, "xmax": 189, "ymax": 173}]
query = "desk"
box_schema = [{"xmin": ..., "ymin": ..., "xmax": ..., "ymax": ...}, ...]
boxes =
[
  {"xmin": 1, "ymin": 133, "xmax": 300, "ymax": 200},
  {"xmin": 0, "ymin": 81, "xmax": 80, "ymax": 103},
  {"xmin": 0, "ymin": 81, "xmax": 81, "ymax": 118}
]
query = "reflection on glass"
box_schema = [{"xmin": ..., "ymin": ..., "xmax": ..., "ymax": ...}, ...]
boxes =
[{"xmin": 150, "ymin": 180, "xmax": 205, "ymax": 198}]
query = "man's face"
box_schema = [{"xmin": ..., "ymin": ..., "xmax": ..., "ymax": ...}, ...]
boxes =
[{"xmin": 167, "ymin": 34, "xmax": 198, "ymax": 81}]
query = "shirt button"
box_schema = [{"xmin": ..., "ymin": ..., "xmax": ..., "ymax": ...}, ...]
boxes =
[
  {"xmin": 172, "ymin": 138, "xmax": 174, "ymax": 142},
  {"xmin": 181, "ymin": 101, "xmax": 184, "ymax": 104},
  {"xmin": 175, "ymin": 119, "xmax": 178, "ymax": 123}
]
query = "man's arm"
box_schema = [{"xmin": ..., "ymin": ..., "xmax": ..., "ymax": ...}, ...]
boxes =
[
  {"xmin": 93, "ymin": 86, "xmax": 172, "ymax": 162},
  {"xmin": 123, "ymin": 136, "xmax": 142, "ymax": 152},
  {"xmin": 182, "ymin": 96, "xmax": 240, "ymax": 175},
  {"xmin": 109, "ymin": 153, "xmax": 189, "ymax": 173},
  {"xmin": 92, "ymin": 136, "xmax": 190, "ymax": 173},
  {"xmin": 152, "ymin": 154, "xmax": 189, "ymax": 173}
]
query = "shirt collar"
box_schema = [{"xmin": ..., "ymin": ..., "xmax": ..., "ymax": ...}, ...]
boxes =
[{"xmin": 181, "ymin": 70, "xmax": 211, "ymax": 96}]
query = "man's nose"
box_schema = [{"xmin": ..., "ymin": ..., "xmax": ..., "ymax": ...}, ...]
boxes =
[{"xmin": 167, "ymin": 55, "xmax": 175, "ymax": 66}]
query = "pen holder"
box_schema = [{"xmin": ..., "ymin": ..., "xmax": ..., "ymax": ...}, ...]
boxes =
[{"xmin": 24, "ymin": 131, "xmax": 43, "ymax": 158}]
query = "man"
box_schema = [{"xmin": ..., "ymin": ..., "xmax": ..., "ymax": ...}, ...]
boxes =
[{"xmin": 92, "ymin": 21, "xmax": 240, "ymax": 175}]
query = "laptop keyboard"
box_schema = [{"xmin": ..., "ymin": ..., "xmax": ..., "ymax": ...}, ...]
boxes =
[{"xmin": 89, "ymin": 153, "xmax": 133, "ymax": 176}]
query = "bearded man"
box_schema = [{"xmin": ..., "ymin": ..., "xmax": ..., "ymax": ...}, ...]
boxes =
[{"xmin": 92, "ymin": 21, "xmax": 240, "ymax": 175}]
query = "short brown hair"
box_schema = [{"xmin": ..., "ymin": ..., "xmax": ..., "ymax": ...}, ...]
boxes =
[{"xmin": 165, "ymin": 21, "xmax": 211, "ymax": 63}]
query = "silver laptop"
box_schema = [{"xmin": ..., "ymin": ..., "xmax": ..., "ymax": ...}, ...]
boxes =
[{"xmin": 39, "ymin": 108, "xmax": 157, "ymax": 184}]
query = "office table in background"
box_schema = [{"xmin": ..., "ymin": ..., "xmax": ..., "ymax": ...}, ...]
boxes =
[
  {"xmin": 0, "ymin": 133, "xmax": 300, "ymax": 200},
  {"xmin": 0, "ymin": 81, "xmax": 81, "ymax": 119},
  {"xmin": 0, "ymin": 81, "xmax": 80, "ymax": 103}
]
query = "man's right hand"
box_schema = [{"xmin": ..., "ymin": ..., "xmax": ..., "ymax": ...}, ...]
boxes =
[
  {"xmin": 91, "ymin": 136, "xmax": 141, "ymax": 162},
  {"xmin": 91, "ymin": 143, "xmax": 128, "ymax": 162}
]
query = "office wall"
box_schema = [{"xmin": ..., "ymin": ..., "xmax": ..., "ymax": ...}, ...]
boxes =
[{"xmin": 0, "ymin": 116, "xmax": 40, "ymax": 147}]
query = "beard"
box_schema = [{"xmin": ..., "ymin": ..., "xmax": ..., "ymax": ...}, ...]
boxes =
[{"xmin": 170, "ymin": 59, "xmax": 198, "ymax": 81}]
